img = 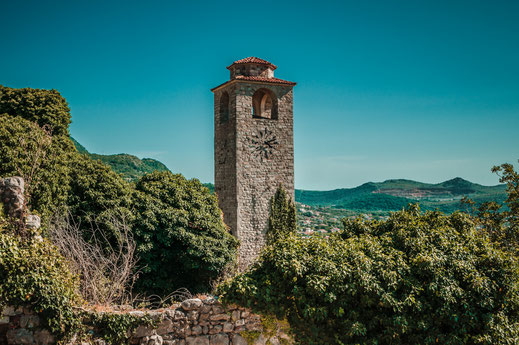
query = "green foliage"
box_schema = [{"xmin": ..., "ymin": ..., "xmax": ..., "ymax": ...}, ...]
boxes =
[
  {"xmin": 132, "ymin": 171, "xmax": 238, "ymax": 295},
  {"xmin": 267, "ymin": 186, "xmax": 296, "ymax": 244},
  {"xmin": 0, "ymin": 232, "xmax": 82, "ymax": 339},
  {"xmin": 469, "ymin": 160, "xmax": 519, "ymax": 253},
  {"xmin": 0, "ymin": 85, "xmax": 71, "ymax": 136},
  {"xmin": 67, "ymin": 153, "xmax": 133, "ymax": 245},
  {"xmin": 0, "ymin": 114, "xmax": 74, "ymax": 220},
  {"xmin": 219, "ymin": 205, "xmax": 519, "ymax": 345},
  {"xmin": 90, "ymin": 312, "xmax": 152, "ymax": 344}
]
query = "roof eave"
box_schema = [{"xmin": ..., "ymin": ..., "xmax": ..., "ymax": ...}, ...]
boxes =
[
  {"xmin": 226, "ymin": 62, "xmax": 278, "ymax": 71},
  {"xmin": 211, "ymin": 79, "xmax": 297, "ymax": 93}
]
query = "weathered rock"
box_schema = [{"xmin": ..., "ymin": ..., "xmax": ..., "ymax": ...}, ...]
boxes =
[
  {"xmin": 2, "ymin": 306, "xmax": 17, "ymax": 316},
  {"xmin": 191, "ymin": 326, "xmax": 202, "ymax": 336},
  {"xmin": 231, "ymin": 335, "xmax": 248, "ymax": 345},
  {"xmin": 156, "ymin": 319, "xmax": 175, "ymax": 335},
  {"xmin": 230, "ymin": 311, "xmax": 240, "ymax": 322},
  {"xmin": 187, "ymin": 311, "xmax": 199, "ymax": 321},
  {"xmin": 20, "ymin": 315, "xmax": 39, "ymax": 328},
  {"xmin": 25, "ymin": 215, "xmax": 40, "ymax": 230},
  {"xmin": 6, "ymin": 328, "xmax": 34, "ymax": 344},
  {"xmin": 134, "ymin": 324, "xmax": 155, "ymax": 338},
  {"xmin": 209, "ymin": 314, "xmax": 230, "ymax": 322},
  {"xmin": 211, "ymin": 306, "xmax": 224, "ymax": 315},
  {"xmin": 141, "ymin": 334, "xmax": 163, "ymax": 345},
  {"xmin": 33, "ymin": 329, "xmax": 54, "ymax": 345},
  {"xmin": 186, "ymin": 336, "xmax": 209, "ymax": 345},
  {"xmin": 181, "ymin": 299, "xmax": 203, "ymax": 311},
  {"xmin": 209, "ymin": 334, "xmax": 229, "ymax": 345},
  {"xmin": 208, "ymin": 325, "xmax": 222, "ymax": 335},
  {"xmin": 222, "ymin": 322, "xmax": 233, "ymax": 333}
]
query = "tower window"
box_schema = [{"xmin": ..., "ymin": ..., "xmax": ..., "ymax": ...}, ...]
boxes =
[
  {"xmin": 252, "ymin": 88, "xmax": 277, "ymax": 119},
  {"xmin": 220, "ymin": 91, "xmax": 230, "ymax": 123}
]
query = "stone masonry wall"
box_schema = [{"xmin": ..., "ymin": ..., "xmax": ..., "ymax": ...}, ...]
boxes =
[
  {"xmin": 0, "ymin": 298, "xmax": 292, "ymax": 345},
  {"xmin": 235, "ymin": 84, "xmax": 294, "ymax": 270}
]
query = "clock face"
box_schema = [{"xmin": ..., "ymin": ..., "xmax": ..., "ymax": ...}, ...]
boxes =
[{"xmin": 248, "ymin": 128, "xmax": 278, "ymax": 160}]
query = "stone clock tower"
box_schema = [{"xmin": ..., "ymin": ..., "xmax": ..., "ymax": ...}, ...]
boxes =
[{"xmin": 211, "ymin": 57, "xmax": 296, "ymax": 269}]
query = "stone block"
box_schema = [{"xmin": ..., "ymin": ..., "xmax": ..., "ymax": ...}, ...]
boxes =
[
  {"xmin": 231, "ymin": 310, "xmax": 240, "ymax": 322},
  {"xmin": 209, "ymin": 314, "xmax": 230, "ymax": 321},
  {"xmin": 20, "ymin": 315, "xmax": 39, "ymax": 328},
  {"xmin": 231, "ymin": 335, "xmax": 247, "ymax": 345},
  {"xmin": 223, "ymin": 322, "xmax": 233, "ymax": 332},
  {"xmin": 187, "ymin": 311, "xmax": 199, "ymax": 321},
  {"xmin": 211, "ymin": 305, "xmax": 225, "ymax": 314},
  {"xmin": 156, "ymin": 319, "xmax": 174, "ymax": 335},
  {"xmin": 181, "ymin": 299, "xmax": 203, "ymax": 311},
  {"xmin": 141, "ymin": 334, "xmax": 163, "ymax": 345},
  {"xmin": 191, "ymin": 325, "xmax": 202, "ymax": 336},
  {"xmin": 6, "ymin": 328, "xmax": 34, "ymax": 344},
  {"xmin": 186, "ymin": 336, "xmax": 209, "ymax": 345},
  {"xmin": 209, "ymin": 334, "xmax": 229, "ymax": 345}
]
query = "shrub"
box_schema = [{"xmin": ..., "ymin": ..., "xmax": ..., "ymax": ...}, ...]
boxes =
[
  {"xmin": 0, "ymin": 114, "xmax": 73, "ymax": 220},
  {"xmin": 48, "ymin": 212, "xmax": 138, "ymax": 305},
  {"xmin": 266, "ymin": 186, "xmax": 296, "ymax": 245},
  {"xmin": 66, "ymin": 153, "xmax": 133, "ymax": 246},
  {"xmin": 0, "ymin": 232, "xmax": 81, "ymax": 339},
  {"xmin": 219, "ymin": 205, "xmax": 519, "ymax": 345},
  {"xmin": 132, "ymin": 171, "xmax": 238, "ymax": 295}
]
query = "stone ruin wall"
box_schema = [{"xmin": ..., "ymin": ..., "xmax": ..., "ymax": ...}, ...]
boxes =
[
  {"xmin": 0, "ymin": 177, "xmax": 40, "ymax": 230},
  {"xmin": 0, "ymin": 298, "xmax": 292, "ymax": 345}
]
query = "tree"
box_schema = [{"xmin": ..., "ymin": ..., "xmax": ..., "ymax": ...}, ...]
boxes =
[
  {"xmin": 132, "ymin": 171, "xmax": 238, "ymax": 295},
  {"xmin": 266, "ymin": 186, "xmax": 297, "ymax": 244},
  {"xmin": 66, "ymin": 153, "xmax": 133, "ymax": 246},
  {"xmin": 0, "ymin": 85, "xmax": 71, "ymax": 136},
  {"xmin": 466, "ymin": 160, "xmax": 519, "ymax": 253},
  {"xmin": 219, "ymin": 205, "xmax": 519, "ymax": 345}
]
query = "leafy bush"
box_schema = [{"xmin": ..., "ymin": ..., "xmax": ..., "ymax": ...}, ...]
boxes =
[
  {"xmin": 66, "ymin": 153, "xmax": 133, "ymax": 246},
  {"xmin": 0, "ymin": 85, "xmax": 71, "ymax": 136},
  {"xmin": 219, "ymin": 206, "xmax": 519, "ymax": 345},
  {"xmin": 0, "ymin": 232, "xmax": 81, "ymax": 338},
  {"xmin": 132, "ymin": 171, "xmax": 238, "ymax": 295},
  {"xmin": 0, "ymin": 114, "xmax": 73, "ymax": 220},
  {"xmin": 266, "ymin": 186, "xmax": 296, "ymax": 244}
]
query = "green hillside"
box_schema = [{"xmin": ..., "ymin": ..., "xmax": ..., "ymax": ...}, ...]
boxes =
[
  {"xmin": 71, "ymin": 137, "xmax": 169, "ymax": 181},
  {"xmin": 296, "ymin": 177, "xmax": 507, "ymax": 213}
]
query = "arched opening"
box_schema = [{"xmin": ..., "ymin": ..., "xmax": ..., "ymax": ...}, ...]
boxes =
[
  {"xmin": 252, "ymin": 88, "xmax": 277, "ymax": 119},
  {"xmin": 219, "ymin": 91, "xmax": 229, "ymax": 123}
]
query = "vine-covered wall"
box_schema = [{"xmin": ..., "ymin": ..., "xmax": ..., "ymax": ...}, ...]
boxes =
[{"xmin": 0, "ymin": 297, "xmax": 292, "ymax": 345}]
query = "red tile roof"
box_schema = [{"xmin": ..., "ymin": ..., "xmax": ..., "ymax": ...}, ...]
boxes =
[
  {"xmin": 234, "ymin": 75, "xmax": 295, "ymax": 85},
  {"xmin": 227, "ymin": 57, "xmax": 277, "ymax": 70},
  {"xmin": 211, "ymin": 76, "xmax": 296, "ymax": 92}
]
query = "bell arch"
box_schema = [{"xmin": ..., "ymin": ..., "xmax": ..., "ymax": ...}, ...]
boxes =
[{"xmin": 252, "ymin": 88, "xmax": 278, "ymax": 119}]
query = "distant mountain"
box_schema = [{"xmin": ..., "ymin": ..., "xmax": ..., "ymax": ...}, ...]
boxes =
[
  {"xmin": 296, "ymin": 177, "xmax": 506, "ymax": 214},
  {"xmin": 71, "ymin": 137, "xmax": 169, "ymax": 181}
]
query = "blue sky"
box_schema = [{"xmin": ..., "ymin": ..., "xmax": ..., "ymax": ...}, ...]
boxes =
[{"xmin": 2, "ymin": 0, "xmax": 518, "ymax": 190}]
